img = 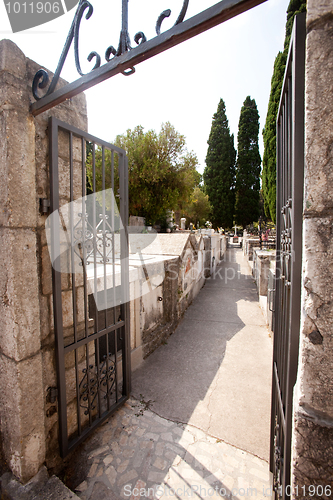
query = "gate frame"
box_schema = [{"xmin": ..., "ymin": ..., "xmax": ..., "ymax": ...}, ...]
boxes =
[
  {"xmin": 270, "ymin": 13, "xmax": 306, "ymax": 499},
  {"xmin": 49, "ymin": 116, "xmax": 131, "ymax": 457}
]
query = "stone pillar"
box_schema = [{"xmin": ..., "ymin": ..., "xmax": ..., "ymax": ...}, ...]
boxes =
[
  {"xmin": 0, "ymin": 40, "xmax": 87, "ymax": 482},
  {"xmin": 291, "ymin": 1, "xmax": 333, "ymax": 492}
]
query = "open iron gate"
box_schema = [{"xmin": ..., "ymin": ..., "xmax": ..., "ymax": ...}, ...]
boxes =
[
  {"xmin": 270, "ymin": 13, "xmax": 305, "ymax": 499},
  {"xmin": 48, "ymin": 117, "xmax": 130, "ymax": 457}
]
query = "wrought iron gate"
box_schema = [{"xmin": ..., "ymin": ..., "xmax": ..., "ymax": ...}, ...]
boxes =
[
  {"xmin": 270, "ymin": 13, "xmax": 305, "ymax": 499},
  {"xmin": 48, "ymin": 117, "xmax": 130, "ymax": 457}
]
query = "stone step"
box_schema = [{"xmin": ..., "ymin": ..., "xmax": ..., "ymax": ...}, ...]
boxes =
[{"xmin": 0, "ymin": 466, "xmax": 80, "ymax": 500}]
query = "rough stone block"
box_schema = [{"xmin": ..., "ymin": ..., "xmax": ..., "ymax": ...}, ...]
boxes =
[
  {"xmin": 48, "ymin": 294, "xmax": 54, "ymax": 331},
  {"xmin": 304, "ymin": 21, "xmax": 333, "ymax": 215},
  {"xmin": 292, "ymin": 414, "xmax": 333, "ymax": 490},
  {"xmin": 75, "ymin": 285, "xmax": 86, "ymax": 324},
  {"xmin": 0, "ymin": 111, "xmax": 36, "ymax": 228},
  {"xmin": 57, "ymin": 158, "xmax": 84, "ymax": 201},
  {"xmin": 0, "ymin": 72, "xmax": 30, "ymax": 111},
  {"xmin": 307, "ymin": 0, "xmax": 333, "ymax": 25},
  {"xmin": 0, "ymin": 228, "xmax": 41, "ymax": 361},
  {"xmin": 0, "ymin": 352, "xmax": 46, "ymax": 482},
  {"xmin": 62, "ymin": 290, "xmax": 74, "ymax": 328},
  {"xmin": 41, "ymin": 245, "xmax": 53, "ymax": 296},
  {"xmin": 297, "ymin": 217, "xmax": 333, "ymax": 416},
  {"xmin": 41, "ymin": 245, "xmax": 69, "ymax": 296},
  {"xmin": 42, "ymin": 347, "xmax": 57, "ymax": 390},
  {"xmin": 0, "ymin": 39, "xmax": 26, "ymax": 79},
  {"xmin": 39, "ymin": 294, "xmax": 52, "ymax": 343},
  {"xmin": 57, "ymin": 130, "xmax": 83, "ymax": 163}
]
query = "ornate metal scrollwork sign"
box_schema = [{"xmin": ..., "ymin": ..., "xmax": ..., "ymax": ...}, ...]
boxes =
[{"xmin": 30, "ymin": 0, "xmax": 267, "ymax": 116}]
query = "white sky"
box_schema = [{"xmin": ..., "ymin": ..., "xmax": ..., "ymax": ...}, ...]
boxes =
[{"xmin": 0, "ymin": 0, "xmax": 289, "ymax": 174}]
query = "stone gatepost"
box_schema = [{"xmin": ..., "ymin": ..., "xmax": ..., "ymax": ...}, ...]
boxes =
[
  {"xmin": 291, "ymin": 1, "xmax": 333, "ymax": 492},
  {"xmin": 0, "ymin": 40, "xmax": 87, "ymax": 482}
]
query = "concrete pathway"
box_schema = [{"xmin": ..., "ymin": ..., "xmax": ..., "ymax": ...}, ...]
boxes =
[
  {"xmin": 67, "ymin": 248, "xmax": 273, "ymax": 500},
  {"xmin": 131, "ymin": 247, "xmax": 273, "ymax": 460}
]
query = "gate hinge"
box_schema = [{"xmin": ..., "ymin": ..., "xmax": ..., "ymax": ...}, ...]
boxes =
[
  {"xmin": 47, "ymin": 387, "xmax": 58, "ymax": 404},
  {"xmin": 40, "ymin": 198, "xmax": 50, "ymax": 214}
]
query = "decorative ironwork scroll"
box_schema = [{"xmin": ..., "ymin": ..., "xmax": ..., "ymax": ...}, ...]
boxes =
[
  {"xmin": 30, "ymin": 0, "xmax": 267, "ymax": 116},
  {"xmin": 79, "ymin": 354, "xmax": 116, "ymax": 415},
  {"xmin": 73, "ymin": 211, "xmax": 114, "ymax": 268},
  {"xmin": 32, "ymin": 0, "xmax": 189, "ymax": 100}
]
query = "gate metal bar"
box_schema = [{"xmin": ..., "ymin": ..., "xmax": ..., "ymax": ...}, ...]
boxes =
[
  {"xmin": 270, "ymin": 13, "xmax": 305, "ymax": 499},
  {"xmin": 49, "ymin": 117, "xmax": 130, "ymax": 457},
  {"xmin": 31, "ymin": 0, "xmax": 267, "ymax": 116}
]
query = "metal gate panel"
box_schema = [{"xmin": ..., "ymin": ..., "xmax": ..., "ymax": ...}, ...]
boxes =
[
  {"xmin": 270, "ymin": 13, "xmax": 305, "ymax": 499},
  {"xmin": 48, "ymin": 117, "xmax": 130, "ymax": 457}
]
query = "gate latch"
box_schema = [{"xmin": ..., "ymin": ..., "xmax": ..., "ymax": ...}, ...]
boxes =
[
  {"xmin": 47, "ymin": 387, "xmax": 58, "ymax": 404},
  {"xmin": 40, "ymin": 198, "xmax": 50, "ymax": 214}
]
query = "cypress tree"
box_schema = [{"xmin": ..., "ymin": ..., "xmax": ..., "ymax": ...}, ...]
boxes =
[
  {"xmin": 235, "ymin": 96, "xmax": 261, "ymax": 227},
  {"xmin": 203, "ymin": 98, "xmax": 236, "ymax": 229},
  {"xmin": 262, "ymin": 0, "xmax": 307, "ymax": 222}
]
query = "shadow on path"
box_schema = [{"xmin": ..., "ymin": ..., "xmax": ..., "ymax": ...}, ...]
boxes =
[{"xmin": 131, "ymin": 248, "xmax": 272, "ymax": 460}]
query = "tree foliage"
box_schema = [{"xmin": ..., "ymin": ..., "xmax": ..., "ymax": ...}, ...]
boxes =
[
  {"xmin": 262, "ymin": 0, "xmax": 307, "ymax": 222},
  {"xmin": 203, "ymin": 98, "xmax": 236, "ymax": 229},
  {"xmin": 182, "ymin": 186, "xmax": 212, "ymax": 228},
  {"xmin": 234, "ymin": 96, "xmax": 261, "ymax": 227},
  {"xmin": 87, "ymin": 123, "xmax": 200, "ymax": 226}
]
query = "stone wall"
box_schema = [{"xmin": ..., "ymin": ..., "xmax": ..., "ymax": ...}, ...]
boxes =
[
  {"xmin": 252, "ymin": 249, "xmax": 276, "ymax": 297},
  {"xmin": 0, "ymin": 39, "xmax": 87, "ymax": 482},
  {"xmin": 291, "ymin": 0, "xmax": 333, "ymax": 492}
]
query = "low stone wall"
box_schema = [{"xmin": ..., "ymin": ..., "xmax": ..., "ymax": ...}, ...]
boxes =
[
  {"xmin": 129, "ymin": 215, "xmax": 145, "ymax": 227},
  {"xmin": 241, "ymin": 239, "xmax": 276, "ymax": 332},
  {"xmin": 252, "ymin": 249, "xmax": 276, "ymax": 296},
  {"xmin": 242, "ymin": 232, "xmax": 276, "ymax": 262},
  {"xmin": 266, "ymin": 263, "xmax": 275, "ymax": 334},
  {"xmin": 130, "ymin": 233, "xmax": 226, "ymax": 362},
  {"xmin": 252, "ymin": 250, "xmax": 276, "ymax": 333},
  {"xmin": 244, "ymin": 238, "xmax": 260, "ymax": 261}
]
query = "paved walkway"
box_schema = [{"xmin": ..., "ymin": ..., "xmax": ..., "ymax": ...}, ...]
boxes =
[{"xmin": 67, "ymin": 248, "xmax": 273, "ymax": 500}]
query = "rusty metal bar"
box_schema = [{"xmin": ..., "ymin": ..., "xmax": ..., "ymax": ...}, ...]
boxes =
[
  {"xmin": 49, "ymin": 116, "xmax": 68, "ymax": 457},
  {"xmin": 31, "ymin": 0, "xmax": 266, "ymax": 116}
]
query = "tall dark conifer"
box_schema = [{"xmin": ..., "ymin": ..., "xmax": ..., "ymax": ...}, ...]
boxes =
[
  {"xmin": 262, "ymin": 0, "xmax": 307, "ymax": 222},
  {"xmin": 235, "ymin": 96, "xmax": 261, "ymax": 227},
  {"xmin": 203, "ymin": 98, "xmax": 236, "ymax": 228}
]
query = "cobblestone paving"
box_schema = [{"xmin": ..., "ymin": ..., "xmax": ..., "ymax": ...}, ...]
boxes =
[{"xmin": 72, "ymin": 398, "xmax": 272, "ymax": 500}]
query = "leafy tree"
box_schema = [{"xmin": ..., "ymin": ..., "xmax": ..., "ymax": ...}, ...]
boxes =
[
  {"xmin": 203, "ymin": 98, "xmax": 236, "ymax": 229},
  {"xmin": 235, "ymin": 96, "xmax": 261, "ymax": 227},
  {"xmin": 182, "ymin": 186, "xmax": 212, "ymax": 228},
  {"xmin": 262, "ymin": 0, "xmax": 307, "ymax": 222},
  {"xmin": 87, "ymin": 123, "xmax": 200, "ymax": 226}
]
